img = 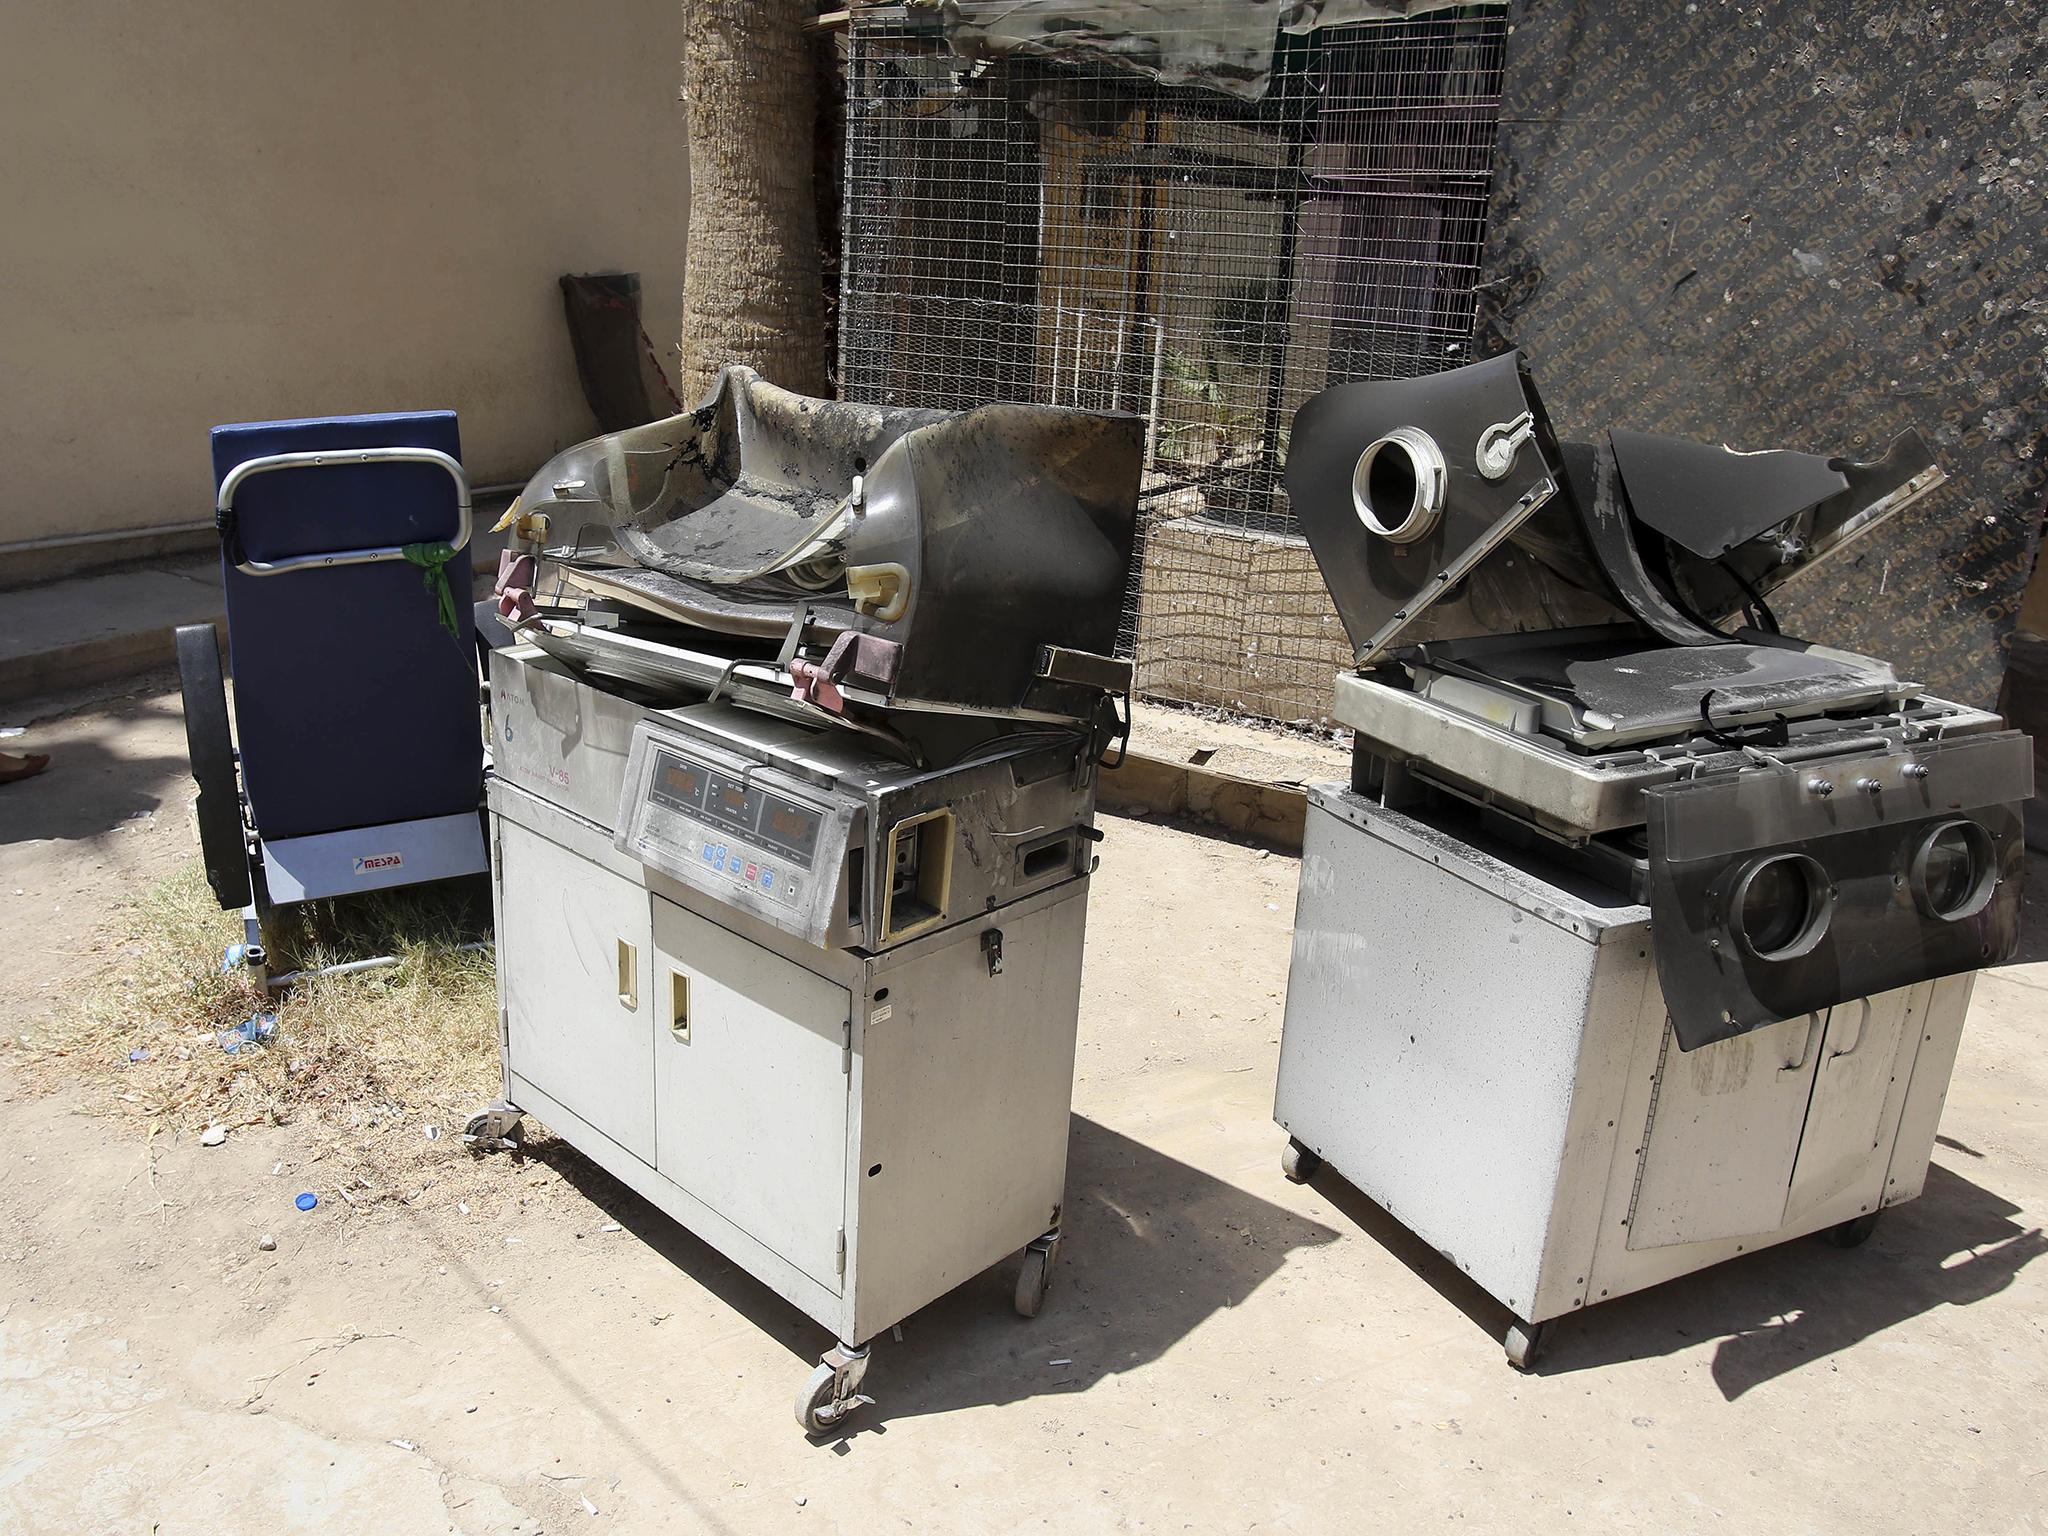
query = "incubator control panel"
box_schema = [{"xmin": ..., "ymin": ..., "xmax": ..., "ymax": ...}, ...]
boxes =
[{"xmin": 615, "ymin": 722, "xmax": 857, "ymax": 949}]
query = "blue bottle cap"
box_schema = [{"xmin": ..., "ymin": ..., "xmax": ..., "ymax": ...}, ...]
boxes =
[{"xmin": 295, "ymin": 1192, "xmax": 318, "ymax": 1211}]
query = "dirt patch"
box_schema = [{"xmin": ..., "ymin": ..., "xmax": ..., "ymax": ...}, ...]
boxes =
[{"xmin": 12, "ymin": 853, "xmax": 550, "ymax": 1216}]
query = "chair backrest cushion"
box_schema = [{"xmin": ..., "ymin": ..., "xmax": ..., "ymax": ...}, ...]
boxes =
[{"xmin": 210, "ymin": 411, "xmax": 481, "ymax": 843}]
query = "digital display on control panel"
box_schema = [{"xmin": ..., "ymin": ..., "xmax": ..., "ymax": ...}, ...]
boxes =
[
  {"xmin": 649, "ymin": 751, "xmax": 821, "ymax": 868},
  {"xmin": 702, "ymin": 771, "xmax": 766, "ymax": 841},
  {"xmin": 759, "ymin": 800, "xmax": 823, "ymax": 862},
  {"xmin": 650, "ymin": 757, "xmax": 707, "ymax": 815}
]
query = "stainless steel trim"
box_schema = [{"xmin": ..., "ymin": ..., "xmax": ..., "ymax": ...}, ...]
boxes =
[
  {"xmin": 1354, "ymin": 475, "xmax": 1556, "ymax": 668},
  {"xmin": 1792, "ymin": 463, "xmax": 1946, "ymax": 578},
  {"xmin": 1334, "ymin": 670, "xmax": 2016, "ymax": 837},
  {"xmin": 218, "ymin": 447, "xmax": 472, "ymax": 576}
]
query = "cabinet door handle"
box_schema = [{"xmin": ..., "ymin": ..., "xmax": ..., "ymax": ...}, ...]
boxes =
[
  {"xmin": 1779, "ymin": 1013, "xmax": 1824, "ymax": 1073},
  {"xmin": 669, "ymin": 970, "xmax": 691, "ymax": 1044},
  {"xmin": 617, "ymin": 939, "xmax": 638, "ymax": 1010},
  {"xmin": 1829, "ymin": 998, "xmax": 1872, "ymax": 1060}
]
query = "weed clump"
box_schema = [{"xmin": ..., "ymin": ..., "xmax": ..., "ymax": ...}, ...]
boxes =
[{"xmin": 20, "ymin": 862, "xmax": 501, "ymax": 1178}]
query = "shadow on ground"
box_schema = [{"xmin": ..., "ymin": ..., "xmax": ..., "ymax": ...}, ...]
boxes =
[
  {"xmin": 528, "ymin": 1112, "xmax": 1337, "ymax": 1436},
  {"xmin": 259, "ymin": 874, "xmax": 494, "ymax": 970},
  {"xmin": 1306, "ymin": 1159, "xmax": 2042, "ymax": 1400},
  {"xmin": 0, "ymin": 685, "xmax": 188, "ymax": 845}
]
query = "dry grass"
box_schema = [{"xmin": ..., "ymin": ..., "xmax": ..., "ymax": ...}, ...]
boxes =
[{"xmin": 21, "ymin": 862, "xmax": 507, "ymax": 1183}]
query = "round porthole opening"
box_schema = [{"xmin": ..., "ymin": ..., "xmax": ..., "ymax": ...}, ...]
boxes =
[
  {"xmin": 1909, "ymin": 819, "xmax": 1997, "ymax": 922},
  {"xmin": 1729, "ymin": 853, "xmax": 1832, "ymax": 961},
  {"xmin": 1351, "ymin": 427, "xmax": 1446, "ymax": 545}
]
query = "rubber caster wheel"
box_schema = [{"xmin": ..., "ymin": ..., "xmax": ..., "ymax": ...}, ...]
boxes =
[
  {"xmin": 797, "ymin": 1362, "xmax": 864, "ymax": 1436},
  {"xmin": 796, "ymin": 1344, "xmax": 871, "ymax": 1436},
  {"xmin": 461, "ymin": 1110, "xmax": 524, "ymax": 1149},
  {"xmin": 1014, "ymin": 1237, "xmax": 1060, "ymax": 1319},
  {"xmin": 1823, "ymin": 1211, "xmax": 1881, "ymax": 1248},
  {"xmin": 1281, "ymin": 1138, "xmax": 1322, "ymax": 1185},
  {"xmin": 1504, "ymin": 1319, "xmax": 1547, "ymax": 1372}
]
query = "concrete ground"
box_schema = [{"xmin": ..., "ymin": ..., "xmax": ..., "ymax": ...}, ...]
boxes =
[
  {"xmin": 1127, "ymin": 699, "xmax": 1350, "ymax": 789},
  {"xmin": 2, "ymin": 679, "xmax": 2045, "ymax": 1534}
]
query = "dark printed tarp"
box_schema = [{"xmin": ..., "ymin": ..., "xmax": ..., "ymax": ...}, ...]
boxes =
[
  {"xmin": 1478, "ymin": 0, "xmax": 2048, "ymax": 708},
  {"xmin": 935, "ymin": 0, "xmax": 1500, "ymax": 101}
]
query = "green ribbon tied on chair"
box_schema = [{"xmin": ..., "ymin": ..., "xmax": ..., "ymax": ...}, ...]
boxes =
[{"xmin": 401, "ymin": 542, "xmax": 462, "ymax": 641}]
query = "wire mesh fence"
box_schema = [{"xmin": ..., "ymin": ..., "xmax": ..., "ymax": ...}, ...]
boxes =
[{"xmin": 839, "ymin": 2, "xmax": 1507, "ymax": 725}]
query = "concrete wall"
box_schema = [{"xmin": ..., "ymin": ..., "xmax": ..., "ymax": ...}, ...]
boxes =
[{"xmin": 0, "ymin": 0, "xmax": 688, "ymax": 551}]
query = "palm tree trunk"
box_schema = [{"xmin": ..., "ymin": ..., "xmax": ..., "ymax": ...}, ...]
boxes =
[{"xmin": 679, "ymin": 0, "xmax": 828, "ymax": 402}]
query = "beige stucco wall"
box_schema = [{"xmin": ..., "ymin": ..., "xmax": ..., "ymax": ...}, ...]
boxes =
[{"xmin": 0, "ymin": 0, "xmax": 688, "ymax": 547}]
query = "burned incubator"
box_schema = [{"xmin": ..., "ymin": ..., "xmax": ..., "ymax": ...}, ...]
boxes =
[
  {"xmin": 472, "ymin": 367, "xmax": 1139, "ymax": 1431},
  {"xmin": 1273, "ymin": 353, "xmax": 2028, "ymax": 1368}
]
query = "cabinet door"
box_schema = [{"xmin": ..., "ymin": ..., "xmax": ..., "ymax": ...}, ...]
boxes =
[
  {"xmin": 1783, "ymin": 985, "xmax": 1921, "ymax": 1226},
  {"xmin": 499, "ymin": 821, "xmax": 656, "ymax": 1163},
  {"xmin": 1626, "ymin": 1011, "xmax": 1824, "ymax": 1250},
  {"xmin": 650, "ymin": 897, "xmax": 850, "ymax": 1291}
]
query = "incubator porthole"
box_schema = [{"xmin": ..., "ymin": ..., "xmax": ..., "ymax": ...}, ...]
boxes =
[
  {"xmin": 1351, "ymin": 426, "xmax": 1447, "ymax": 545},
  {"xmin": 1908, "ymin": 819, "xmax": 1996, "ymax": 922},
  {"xmin": 1728, "ymin": 853, "xmax": 1832, "ymax": 961}
]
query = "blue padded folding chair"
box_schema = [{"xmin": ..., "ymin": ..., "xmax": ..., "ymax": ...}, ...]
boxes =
[{"xmin": 175, "ymin": 412, "xmax": 488, "ymax": 981}]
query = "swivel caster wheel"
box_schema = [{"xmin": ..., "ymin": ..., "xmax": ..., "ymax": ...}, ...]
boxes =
[
  {"xmin": 462, "ymin": 1100, "xmax": 525, "ymax": 1150},
  {"xmin": 1822, "ymin": 1211, "xmax": 1881, "ymax": 1248},
  {"xmin": 796, "ymin": 1341, "xmax": 872, "ymax": 1436},
  {"xmin": 1014, "ymin": 1230, "xmax": 1062, "ymax": 1319},
  {"xmin": 1281, "ymin": 1137, "xmax": 1321, "ymax": 1185},
  {"xmin": 1504, "ymin": 1319, "xmax": 1548, "ymax": 1372}
]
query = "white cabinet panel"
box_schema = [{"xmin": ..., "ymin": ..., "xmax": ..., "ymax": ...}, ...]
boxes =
[
  {"xmin": 499, "ymin": 821, "xmax": 656, "ymax": 1163},
  {"xmin": 650, "ymin": 896, "xmax": 850, "ymax": 1291},
  {"xmin": 1627, "ymin": 1012, "xmax": 1823, "ymax": 1251},
  {"xmin": 1784, "ymin": 986, "xmax": 1920, "ymax": 1225}
]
